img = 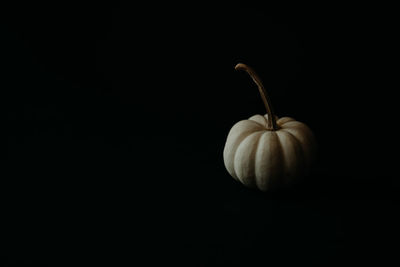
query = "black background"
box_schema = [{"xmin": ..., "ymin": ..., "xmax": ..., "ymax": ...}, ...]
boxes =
[{"xmin": 2, "ymin": 1, "xmax": 398, "ymax": 266}]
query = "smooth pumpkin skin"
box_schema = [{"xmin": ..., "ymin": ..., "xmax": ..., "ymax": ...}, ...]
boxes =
[{"xmin": 223, "ymin": 114, "xmax": 316, "ymax": 191}]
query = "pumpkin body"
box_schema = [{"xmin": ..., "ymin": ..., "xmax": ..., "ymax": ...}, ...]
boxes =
[{"xmin": 223, "ymin": 114, "xmax": 316, "ymax": 191}]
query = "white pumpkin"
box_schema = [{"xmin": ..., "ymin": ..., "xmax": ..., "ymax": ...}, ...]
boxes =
[{"xmin": 223, "ymin": 63, "xmax": 317, "ymax": 191}]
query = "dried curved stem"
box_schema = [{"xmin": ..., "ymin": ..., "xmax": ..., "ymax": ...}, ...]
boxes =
[{"xmin": 235, "ymin": 63, "xmax": 277, "ymax": 130}]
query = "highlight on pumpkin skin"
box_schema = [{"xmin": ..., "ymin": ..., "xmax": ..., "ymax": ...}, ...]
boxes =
[{"xmin": 235, "ymin": 63, "xmax": 278, "ymax": 131}]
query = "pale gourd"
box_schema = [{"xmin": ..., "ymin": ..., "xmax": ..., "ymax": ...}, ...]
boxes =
[{"xmin": 223, "ymin": 63, "xmax": 317, "ymax": 191}]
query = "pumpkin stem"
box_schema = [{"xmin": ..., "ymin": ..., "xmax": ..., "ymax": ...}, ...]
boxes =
[{"xmin": 235, "ymin": 63, "xmax": 278, "ymax": 130}]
